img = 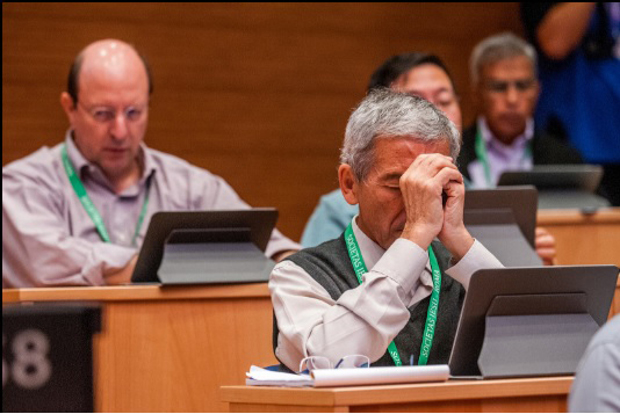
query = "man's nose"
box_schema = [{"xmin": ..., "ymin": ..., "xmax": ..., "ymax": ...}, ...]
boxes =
[
  {"xmin": 505, "ymin": 84, "xmax": 519, "ymax": 105},
  {"xmin": 110, "ymin": 113, "xmax": 129, "ymax": 139}
]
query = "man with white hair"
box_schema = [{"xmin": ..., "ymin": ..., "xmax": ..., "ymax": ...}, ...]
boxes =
[{"xmin": 270, "ymin": 89, "xmax": 502, "ymax": 372}]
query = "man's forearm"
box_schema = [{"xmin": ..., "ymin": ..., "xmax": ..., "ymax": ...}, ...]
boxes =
[
  {"xmin": 537, "ymin": 3, "xmax": 597, "ymax": 60},
  {"xmin": 104, "ymin": 254, "xmax": 138, "ymax": 285}
]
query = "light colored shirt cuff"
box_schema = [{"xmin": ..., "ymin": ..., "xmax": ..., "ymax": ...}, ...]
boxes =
[
  {"xmin": 445, "ymin": 239, "xmax": 503, "ymax": 290},
  {"xmin": 83, "ymin": 243, "xmax": 137, "ymax": 285},
  {"xmin": 371, "ymin": 238, "xmax": 428, "ymax": 296}
]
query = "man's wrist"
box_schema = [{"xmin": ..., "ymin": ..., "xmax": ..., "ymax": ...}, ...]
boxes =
[
  {"xmin": 400, "ymin": 225, "xmax": 436, "ymax": 251},
  {"xmin": 439, "ymin": 228, "xmax": 474, "ymax": 262}
]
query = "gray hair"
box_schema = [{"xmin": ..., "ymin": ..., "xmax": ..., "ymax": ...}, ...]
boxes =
[
  {"xmin": 340, "ymin": 88, "xmax": 461, "ymax": 182},
  {"xmin": 469, "ymin": 32, "xmax": 537, "ymax": 86}
]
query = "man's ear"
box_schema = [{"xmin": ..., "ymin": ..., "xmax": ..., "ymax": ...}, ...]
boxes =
[
  {"xmin": 338, "ymin": 164, "xmax": 360, "ymax": 205},
  {"xmin": 60, "ymin": 92, "xmax": 76, "ymax": 124}
]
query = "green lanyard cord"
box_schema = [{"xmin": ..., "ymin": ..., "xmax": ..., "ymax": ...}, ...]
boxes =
[
  {"xmin": 344, "ymin": 222, "xmax": 441, "ymax": 366},
  {"xmin": 474, "ymin": 129, "xmax": 532, "ymax": 188},
  {"xmin": 61, "ymin": 144, "xmax": 151, "ymax": 247},
  {"xmin": 474, "ymin": 129, "xmax": 493, "ymax": 188}
]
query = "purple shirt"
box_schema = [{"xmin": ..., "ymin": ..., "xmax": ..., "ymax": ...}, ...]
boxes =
[
  {"xmin": 2, "ymin": 132, "xmax": 300, "ymax": 288},
  {"xmin": 467, "ymin": 117, "xmax": 534, "ymax": 189}
]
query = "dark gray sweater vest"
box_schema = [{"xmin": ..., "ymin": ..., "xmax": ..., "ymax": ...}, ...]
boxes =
[{"xmin": 272, "ymin": 235, "xmax": 465, "ymax": 367}]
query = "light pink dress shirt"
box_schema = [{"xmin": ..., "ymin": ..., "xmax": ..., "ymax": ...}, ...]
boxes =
[
  {"xmin": 467, "ymin": 117, "xmax": 535, "ymax": 189},
  {"xmin": 2, "ymin": 132, "xmax": 300, "ymax": 288}
]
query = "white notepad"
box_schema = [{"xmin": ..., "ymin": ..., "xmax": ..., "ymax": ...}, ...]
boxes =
[{"xmin": 246, "ymin": 364, "xmax": 450, "ymax": 387}]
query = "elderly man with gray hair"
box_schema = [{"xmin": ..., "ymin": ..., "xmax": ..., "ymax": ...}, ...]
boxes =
[
  {"xmin": 457, "ymin": 32, "xmax": 582, "ymax": 190},
  {"xmin": 270, "ymin": 89, "xmax": 502, "ymax": 372}
]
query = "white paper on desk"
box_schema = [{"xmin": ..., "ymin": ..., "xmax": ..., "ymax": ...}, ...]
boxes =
[
  {"xmin": 245, "ymin": 365, "xmax": 313, "ymax": 387},
  {"xmin": 310, "ymin": 365, "xmax": 450, "ymax": 388}
]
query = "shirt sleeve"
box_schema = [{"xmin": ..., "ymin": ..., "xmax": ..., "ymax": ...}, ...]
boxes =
[
  {"xmin": 445, "ymin": 239, "xmax": 504, "ymax": 291},
  {"xmin": 270, "ymin": 238, "xmax": 503, "ymax": 371},
  {"xmin": 568, "ymin": 316, "xmax": 620, "ymax": 412},
  {"xmin": 269, "ymin": 238, "xmax": 429, "ymax": 371},
  {"xmin": 2, "ymin": 164, "xmax": 136, "ymax": 288}
]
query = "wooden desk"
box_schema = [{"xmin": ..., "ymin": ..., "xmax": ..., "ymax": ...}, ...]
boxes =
[
  {"xmin": 221, "ymin": 376, "xmax": 573, "ymax": 412},
  {"xmin": 3, "ymin": 284, "xmax": 277, "ymax": 412},
  {"xmin": 537, "ymin": 208, "xmax": 620, "ymax": 267},
  {"xmin": 537, "ymin": 208, "xmax": 620, "ymax": 316}
]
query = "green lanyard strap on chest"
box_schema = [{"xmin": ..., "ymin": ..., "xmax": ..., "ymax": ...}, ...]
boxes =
[
  {"xmin": 344, "ymin": 223, "xmax": 441, "ymax": 366},
  {"xmin": 474, "ymin": 129, "xmax": 532, "ymax": 188},
  {"xmin": 61, "ymin": 144, "xmax": 150, "ymax": 247}
]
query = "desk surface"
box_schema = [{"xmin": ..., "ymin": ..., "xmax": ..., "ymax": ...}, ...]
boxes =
[
  {"xmin": 537, "ymin": 207, "xmax": 620, "ymax": 225},
  {"xmin": 221, "ymin": 376, "xmax": 573, "ymax": 412},
  {"xmin": 2, "ymin": 282, "xmax": 270, "ymax": 303},
  {"xmin": 537, "ymin": 208, "xmax": 620, "ymax": 291}
]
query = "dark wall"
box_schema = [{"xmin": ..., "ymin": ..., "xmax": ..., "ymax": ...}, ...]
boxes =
[{"xmin": 2, "ymin": 3, "xmax": 524, "ymax": 240}]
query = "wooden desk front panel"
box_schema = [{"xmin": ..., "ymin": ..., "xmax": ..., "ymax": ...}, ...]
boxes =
[
  {"xmin": 222, "ymin": 377, "xmax": 572, "ymax": 413},
  {"xmin": 228, "ymin": 397, "xmax": 566, "ymax": 413},
  {"xmin": 537, "ymin": 209, "xmax": 620, "ymax": 267},
  {"xmin": 96, "ymin": 297, "xmax": 275, "ymax": 412},
  {"xmin": 3, "ymin": 286, "xmax": 277, "ymax": 412},
  {"xmin": 350, "ymin": 396, "xmax": 566, "ymax": 413}
]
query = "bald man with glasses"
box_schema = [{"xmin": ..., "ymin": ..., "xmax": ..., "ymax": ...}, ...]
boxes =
[{"xmin": 2, "ymin": 39, "xmax": 299, "ymax": 288}]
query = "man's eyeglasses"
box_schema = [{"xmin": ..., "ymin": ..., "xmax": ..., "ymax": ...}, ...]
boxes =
[
  {"xmin": 484, "ymin": 79, "xmax": 537, "ymax": 93},
  {"xmin": 299, "ymin": 355, "xmax": 370, "ymax": 374},
  {"xmin": 78, "ymin": 102, "xmax": 147, "ymax": 123}
]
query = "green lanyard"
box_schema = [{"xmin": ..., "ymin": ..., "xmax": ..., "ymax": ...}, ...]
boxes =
[
  {"xmin": 474, "ymin": 129, "xmax": 532, "ymax": 188},
  {"xmin": 344, "ymin": 222, "xmax": 441, "ymax": 366},
  {"xmin": 61, "ymin": 144, "xmax": 150, "ymax": 247}
]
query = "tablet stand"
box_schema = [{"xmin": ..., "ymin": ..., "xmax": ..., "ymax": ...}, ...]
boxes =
[
  {"xmin": 465, "ymin": 208, "xmax": 542, "ymax": 267},
  {"xmin": 156, "ymin": 228, "xmax": 275, "ymax": 284},
  {"xmin": 477, "ymin": 293, "xmax": 599, "ymax": 378}
]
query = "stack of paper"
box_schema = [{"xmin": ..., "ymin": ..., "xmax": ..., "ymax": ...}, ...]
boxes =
[
  {"xmin": 245, "ymin": 365, "xmax": 313, "ymax": 387},
  {"xmin": 246, "ymin": 364, "xmax": 450, "ymax": 387}
]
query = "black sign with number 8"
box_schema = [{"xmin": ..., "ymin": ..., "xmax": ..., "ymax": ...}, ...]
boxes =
[{"xmin": 2, "ymin": 304, "xmax": 101, "ymax": 412}]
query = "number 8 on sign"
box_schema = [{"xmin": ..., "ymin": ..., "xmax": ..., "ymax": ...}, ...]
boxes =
[{"xmin": 11, "ymin": 329, "xmax": 52, "ymax": 389}]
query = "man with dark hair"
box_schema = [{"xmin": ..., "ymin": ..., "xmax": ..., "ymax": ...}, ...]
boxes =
[
  {"xmin": 271, "ymin": 89, "xmax": 503, "ymax": 371},
  {"xmin": 366, "ymin": 52, "xmax": 457, "ymax": 95},
  {"xmin": 2, "ymin": 39, "xmax": 299, "ymax": 288}
]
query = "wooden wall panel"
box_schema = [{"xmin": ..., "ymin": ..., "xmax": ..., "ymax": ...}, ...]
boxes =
[{"xmin": 2, "ymin": 3, "xmax": 523, "ymax": 240}]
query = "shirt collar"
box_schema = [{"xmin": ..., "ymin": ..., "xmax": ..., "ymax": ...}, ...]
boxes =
[
  {"xmin": 63, "ymin": 129, "xmax": 157, "ymax": 189},
  {"xmin": 478, "ymin": 116, "xmax": 534, "ymax": 151},
  {"xmin": 351, "ymin": 214, "xmax": 386, "ymax": 270}
]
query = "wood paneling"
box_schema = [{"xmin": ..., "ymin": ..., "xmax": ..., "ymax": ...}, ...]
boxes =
[
  {"xmin": 3, "ymin": 284, "xmax": 277, "ymax": 412},
  {"xmin": 221, "ymin": 377, "xmax": 572, "ymax": 412},
  {"xmin": 3, "ymin": 3, "xmax": 524, "ymax": 240}
]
